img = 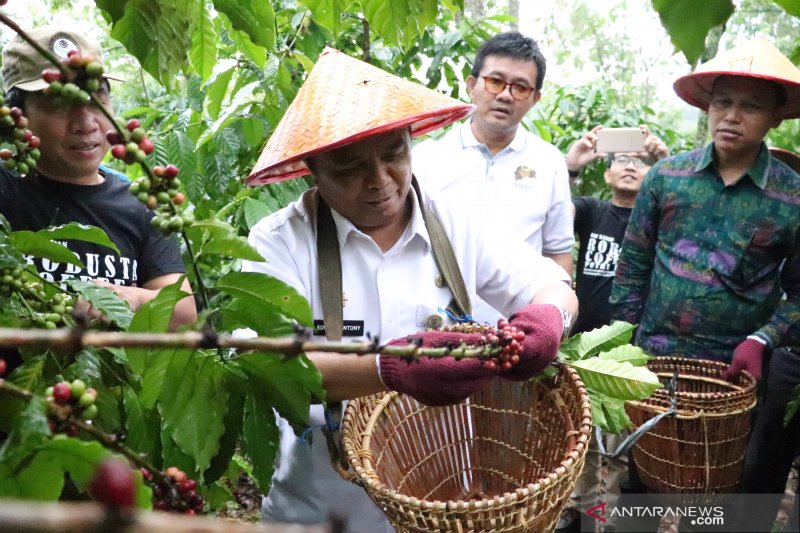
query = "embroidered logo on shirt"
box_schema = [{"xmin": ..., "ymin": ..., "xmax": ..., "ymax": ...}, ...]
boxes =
[
  {"xmin": 313, "ymin": 320, "xmax": 365, "ymax": 337},
  {"xmin": 514, "ymin": 165, "xmax": 536, "ymax": 180}
]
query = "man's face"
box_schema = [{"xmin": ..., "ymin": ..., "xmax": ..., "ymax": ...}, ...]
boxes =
[
  {"xmin": 708, "ymin": 76, "xmax": 783, "ymax": 159},
  {"xmin": 309, "ymin": 129, "xmax": 413, "ymax": 234},
  {"xmin": 25, "ymin": 84, "xmax": 114, "ymax": 183},
  {"xmin": 466, "ymin": 55, "xmax": 541, "ymax": 136},
  {"xmin": 604, "ymin": 153, "xmax": 650, "ymax": 196}
]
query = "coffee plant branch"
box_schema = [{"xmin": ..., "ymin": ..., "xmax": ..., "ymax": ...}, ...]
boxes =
[
  {"xmin": 0, "ymin": 326, "xmax": 505, "ymax": 359},
  {"xmin": 0, "ymin": 378, "xmax": 181, "ymax": 498}
]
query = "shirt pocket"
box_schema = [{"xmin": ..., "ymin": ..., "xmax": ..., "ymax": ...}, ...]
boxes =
[{"xmin": 722, "ymin": 221, "xmax": 780, "ymax": 291}]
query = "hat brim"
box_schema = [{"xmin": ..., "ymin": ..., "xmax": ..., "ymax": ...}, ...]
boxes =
[
  {"xmin": 10, "ymin": 74, "xmax": 125, "ymax": 93},
  {"xmin": 674, "ymin": 71, "xmax": 800, "ymax": 119},
  {"xmin": 245, "ymin": 104, "xmax": 474, "ymax": 186},
  {"xmin": 770, "ymin": 147, "xmax": 800, "ymax": 173}
]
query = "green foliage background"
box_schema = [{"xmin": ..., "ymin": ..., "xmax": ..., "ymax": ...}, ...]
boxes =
[{"xmin": 0, "ymin": 0, "xmax": 799, "ymax": 513}]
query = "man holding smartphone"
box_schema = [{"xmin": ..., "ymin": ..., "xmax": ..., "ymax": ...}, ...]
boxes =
[
  {"xmin": 554, "ymin": 125, "xmax": 668, "ymax": 533},
  {"xmin": 566, "ymin": 126, "xmax": 669, "ymax": 331},
  {"xmin": 610, "ymin": 38, "xmax": 800, "ymax": 532}
]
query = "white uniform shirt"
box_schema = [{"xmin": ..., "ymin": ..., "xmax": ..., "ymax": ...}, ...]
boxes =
[
  {"xmin": 412, "ymin": 121, "xmax": 574, "ymax": 256},
  {"xmin": 242, "ymin": 187, "xmax": 569, "ymax": 532}
]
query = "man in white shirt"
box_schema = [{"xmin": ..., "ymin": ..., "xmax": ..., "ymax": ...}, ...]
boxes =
[
  {"xmin": 413, "ymin": 31, "xmax": 573, "ymax": 283},
  {"xmin": 242, "ymin": 48, "xmax": 579, "ymax": 532}
]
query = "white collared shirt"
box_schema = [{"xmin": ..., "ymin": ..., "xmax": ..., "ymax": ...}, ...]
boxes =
[
  {"xmin": 241, "ymin": 187, "xmax": 568, "ymax": 532},
  {"xmin": 412, "ymin": 121, "xmax": 574, "ymax": 255}
]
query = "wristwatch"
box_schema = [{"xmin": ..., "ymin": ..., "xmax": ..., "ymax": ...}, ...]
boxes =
[{"xmin": 556, "ymin": 306, "xmax": 573, "ymax": 340}]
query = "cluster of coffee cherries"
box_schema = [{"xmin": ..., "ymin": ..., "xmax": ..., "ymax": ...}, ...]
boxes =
[
  {"xmin": 42, "ymin": 49, "xmax": 106, "ymax": 106},
  {"xmin": 0, "ymin": 357, "xmax": 6, "ymax": 377},
  {"xmin": 142, "ymin": 466, "xmax": 204, "ymax": 514},
  {"xmin": 0, "ymin": 95, "xmax": 40, "ymax": 176},
  {"xmin": 129, "ymin": 163, "xmax": 193, "ymax": 235},
  {"xmin": 446, "ymin": 318, "xmax": 526, "ymax": 372},
  {"xmin": 46, "ymin": 379, "xmax": 98, "ymax": 436},
  {"xmin": 0, "ymin": 267, "xmax": 75, "ymax": 328},
  {"xmin": 107, "ymin": 118, "xmax": 155, "ymax": 165}
]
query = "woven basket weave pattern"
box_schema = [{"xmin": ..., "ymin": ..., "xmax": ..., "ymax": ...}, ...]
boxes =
[
  {"xmin": 625, "ymin": 357, "xmax": 756, "ymax": 495},
  {"xmin": 341, "ymin": 365, "xmax": 592, "ymax": 532}
]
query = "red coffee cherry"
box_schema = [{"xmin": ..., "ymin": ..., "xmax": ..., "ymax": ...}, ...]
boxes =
[
  {"xmin": 52, "ymin": 382, "xmax": 72, "ymax": 404},
  {"xmin": 88, "ymin": 458, "xmax": 137, "ymax": 509}
]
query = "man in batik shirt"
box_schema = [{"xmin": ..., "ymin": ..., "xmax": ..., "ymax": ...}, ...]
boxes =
[{"xmin": 610, "ymin": 38, "xmax": 800, "ymax": 532}]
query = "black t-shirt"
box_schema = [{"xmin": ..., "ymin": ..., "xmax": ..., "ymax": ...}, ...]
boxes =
[
  {"xmin": 573, "ymin": 196, "xmax": 632, "ymax": 334},
  {"xmin": 0, "ymin": 166, "xmax": 185, "ymax": 287}
]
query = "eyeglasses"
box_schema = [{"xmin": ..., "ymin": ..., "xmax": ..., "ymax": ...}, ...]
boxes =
[
  {"xmin": 481, "ymin": 76, "xmax": 534, "ymax": 101},
  {"xmin": 611, "ymin": 155, "xmax": 648, "ymax": 168}
]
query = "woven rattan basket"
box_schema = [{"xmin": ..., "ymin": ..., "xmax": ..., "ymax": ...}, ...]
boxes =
[
  {"xmin": 625, "ymin": 357, "xmax": 757, "ymax": 495},
  {"xmin": 339, "ymin": 364, "xmax": 592, "ymax": 532}
]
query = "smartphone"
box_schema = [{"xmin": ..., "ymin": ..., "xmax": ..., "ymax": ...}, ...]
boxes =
[{"xmin": 596, "ymin": 128, "xmax": 646, "ymax": 153}]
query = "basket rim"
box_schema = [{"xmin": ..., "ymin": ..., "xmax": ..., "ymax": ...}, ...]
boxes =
[
  {"xmin": 640, "ymin": 356, "xmax": 756, "ymax": 396},
  {"xmin": 340, "ymin": 364, "xmax": 593, "ymax": 511}
]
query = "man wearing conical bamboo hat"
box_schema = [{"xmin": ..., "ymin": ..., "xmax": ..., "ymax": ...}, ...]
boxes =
[
  {"xmin": 241, "ymin": 48, "xmax": 578, "ymax": 530},
  {"xmin": 610, "ymin": 37, "xmax": 800, "ymax": 530}
]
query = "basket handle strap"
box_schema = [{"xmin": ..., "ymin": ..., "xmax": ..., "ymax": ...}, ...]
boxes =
[
  {"xmin": 597, "ymin": 371, "xmax": 678, "ymax": 459},
  {"xmin": 411, "ymin": 176, "xmax": 472, "ymax": 320},
  {"xmin": 315, "ymin": 194, "xmax": 352, "ymax": 474}
]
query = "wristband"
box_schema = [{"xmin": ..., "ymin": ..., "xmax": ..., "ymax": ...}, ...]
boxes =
[{"xmin": 567, "ymin": 169, "xmax": 580, "ymax": 178}]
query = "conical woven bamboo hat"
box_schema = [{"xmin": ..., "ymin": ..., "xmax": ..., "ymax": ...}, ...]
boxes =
[
  {"xmin": 673, "ymin": 37, "xmax": 800, "ymax": 119},
  {"xmin": 770, "ymin": 147, "xmax": 800, "ymax": 173},
  {"xmin": 245, "ymin": 48, "xmax": 474, "ymax": 186}
]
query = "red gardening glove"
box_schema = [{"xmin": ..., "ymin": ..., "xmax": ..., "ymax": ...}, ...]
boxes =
[
  {"xmin": 500, "ymin": 304, "xmax": 563, "ymax": 381},
  {"xmin": 722, "ymin": 337, "xmax": 767, "ymax": 381},
  {"xmin": 379, "ymin": 331, "xmax": 495, "ymax": 406}
]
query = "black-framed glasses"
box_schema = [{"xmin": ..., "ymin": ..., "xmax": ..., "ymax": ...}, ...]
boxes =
[
  {"xmin": 611, "ymin": 155, "xmax": 648, "ymax": 168},
  {"xmin": 481, "ymin": 75, "xmax": 534, "ymax": 101}
]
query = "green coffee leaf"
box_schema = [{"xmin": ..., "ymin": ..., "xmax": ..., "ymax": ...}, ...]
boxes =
[
  {"xmin": 560, "ymin": 322, "xmax": 636, "ymax": 361},
  {"xmin": 213, "ymin": 0, "xmax": 276, "ymax": 50},
  {"xmin": 589, "ymin": 392, "xmax": 632, "ymax": 434},
  {"xmin": 160, "ymin": 353, "xmax": 228, "ymax": 477},
  {"xmin": 598, "ymin": 344, "xmax": 652, "ymax": 367},
  {"xmin": 652, "ymin": 0, "xmax": 734, "ymax": 66},
  {"xmin": 235, "ymin": 352, "xmax": 324, "ymax": 431},
  {"xmin": 37, "ymin": 223, "xmax": 118, "ymax": 254},
  {"xmin": 242, "ymin": 391, "xmax": 279, "ymax": 494},
  {"xmin": 66, "ymin": 280, "xmax": 134, "ymax": 330},
  {"xmin": 126, "ymin": 279, "xmax": 189, "ymax": 376},
  {"xmin": 570, "ymin": 358, "xmax": 661, "ymax": 401},
  {"xmin": 216, "ymin": 271, "xmax": 312, "ymax": 332},
  {"xmin": 10, "ymin": 231, "xmax": 82, "ymax": 267},
  {"xmin": 123, "ymin": 385, "xmax": 161, "ymax": 463}
]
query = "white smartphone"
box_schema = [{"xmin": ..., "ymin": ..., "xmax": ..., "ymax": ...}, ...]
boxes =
[{"xmin": 596, "ymin": 127, "xmax": 646, "ymax": 153}]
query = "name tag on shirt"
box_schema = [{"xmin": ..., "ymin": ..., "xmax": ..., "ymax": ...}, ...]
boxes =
[{"xmin": 313, "ymin": 320, "xmax": 365, "ymax": 337}]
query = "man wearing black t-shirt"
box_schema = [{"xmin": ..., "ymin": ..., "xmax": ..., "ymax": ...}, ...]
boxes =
[
  {"xmin": 0, "ymin": 26, "xmax": 196, "ymax": 330},
  {"xmin": 566, "ymin": 126, "xmax": 669, "ymax": 334},
  {"xmin": 555, "ymin": 125, "xmax": 668, "ymax": 533}
]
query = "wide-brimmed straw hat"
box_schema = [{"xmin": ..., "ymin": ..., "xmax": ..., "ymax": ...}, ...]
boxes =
[
  {"xmin": 770, "ymin": 147, "xmax": 800, "ymax": 173},
  {"xmin": 2, "ymin": 25, "xmax": 123, "ymax": 92},
  {"xmin": 245, "ymin": 48, "xmax": 474, "ymax": 186},
  {"xmin": 673, "ymin": 37, "xmax": 800, "ymax": 119}
]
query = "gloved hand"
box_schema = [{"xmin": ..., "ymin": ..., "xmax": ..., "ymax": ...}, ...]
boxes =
[
  {"xmin": 500, "ymin": 304, "xmax": 563, "ymax": 381},
  {"xmin": 722, "ymin": 337, "xmax": 767, "ymax": 381},
  {"xmin": 379, "ymin": 331, "xmax": 495, "ymax": 406}
]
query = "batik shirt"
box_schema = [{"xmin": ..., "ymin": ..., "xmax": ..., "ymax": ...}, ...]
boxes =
[{"xmin": 610, "ymin": 143, "xmax": 800, "ymax": 361}]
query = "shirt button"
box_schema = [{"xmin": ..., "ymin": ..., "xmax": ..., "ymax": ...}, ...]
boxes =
[{"xmin": 425, "ymin": 313, "xmax": 444, "ymax": 330}]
